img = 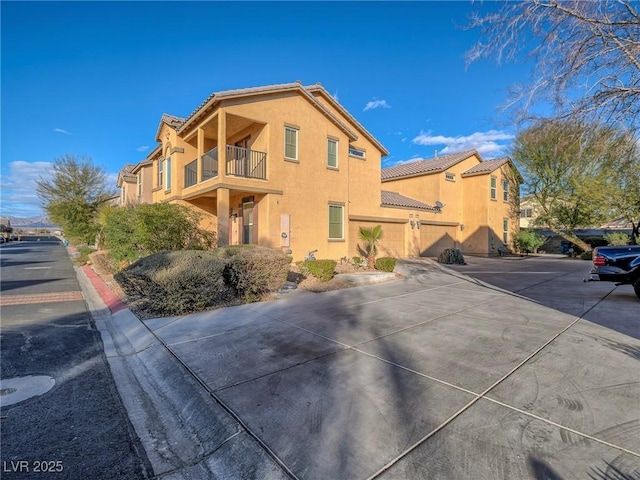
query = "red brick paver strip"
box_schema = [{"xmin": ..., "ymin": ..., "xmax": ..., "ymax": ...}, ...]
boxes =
[
  {"xmin": 0, "ymin": 291, "xmax": 84, "ymax": 306},
  {"xmin": 81, "ymin": 265, "xmax": 127, "ymax": 314}
]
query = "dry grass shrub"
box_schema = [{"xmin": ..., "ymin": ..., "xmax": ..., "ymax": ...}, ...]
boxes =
[
  {"xmin": 224, "ymin": 246, "xmax": 290, "ymax": 301},
  {"xmin": 88, "ymin": 250, "xmax": 119, "ymax": 275},
  {"xmin": 115, "ymin": 247, "xmax": 290, "ymax": 318}
]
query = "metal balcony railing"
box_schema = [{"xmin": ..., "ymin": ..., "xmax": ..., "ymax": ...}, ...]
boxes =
[
  {"xmin": 226, "ymin": 145, "xmax": 267, "ymax": 180},
  {"xmin": 184, "ymin": 145, "xmax": 266, "ymax": 188}
]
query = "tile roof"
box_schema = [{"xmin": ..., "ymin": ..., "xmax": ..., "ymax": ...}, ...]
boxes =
[
  {"xmin": 461, "ymin": 157, "xmax": 511, "ymax": 177},
  {"xmin": 155, "ymin": 113, "xmax": 186, "ymax": 141},
  {"xmin": 305, "ymin": 83, "xmax": 389, "ymax": 156},
  {"xmin": 381, "ymin": 150, "xmax": 478, "ymax": 180},
  {"xmin": 177, "ymin": 82, "xmax": 359, "ymax": 142},
  {"xmin": 118, "ymin": 164, "xmax": 137, "ymax": 183},
  {"xmin": 381, "ymin": 190, "xmax": 437, "ymax": 211}
]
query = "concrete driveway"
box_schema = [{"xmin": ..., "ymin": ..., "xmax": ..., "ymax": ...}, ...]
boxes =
[{"xmin": 144, "ymin": 257, "xmax": 640, "ymax": 479}]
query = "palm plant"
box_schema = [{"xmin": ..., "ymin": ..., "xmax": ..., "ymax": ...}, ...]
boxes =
[{"xmin": 358, "ymin": 225, "xmax": 384, "ymax": 268}]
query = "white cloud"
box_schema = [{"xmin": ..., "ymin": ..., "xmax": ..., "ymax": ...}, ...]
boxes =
[
  {"xmin": 412, "ymin": 129, "xmax": 514, "ymax": 156},
  {"xmin": 364, "ymin": 99, "xmax": 391, "ymax": 111},
  {"xmin": 53, "ymin": 128, "xmax": 71, "ymax": 135},
  {"xmin": 332, "ymin": 90, "xmax": 339, "ymax": 102},
  {"xmin": 0, "ymin": 161, "xmax": 54, "ymax": 217},
  {"xmin": 136, "ymin": 145, "xmax": 149, "ymax": 152}
]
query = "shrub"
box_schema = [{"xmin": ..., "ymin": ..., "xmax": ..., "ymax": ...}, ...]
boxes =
[
  {"xmin": 375, "ymin": 257, "xmax": 397, "ymax": 272},
  {"xmin": 75, "ymin": 244, "xmax": 96, "ymax": 265},
  {"xmin": 352, "ymin": 256, "xmax": 363, "ymax": 266},
  {"xmin": 102, "ymin": 203, "xmax": 216, "ymax": 265},
  {"xmin": 604, "ymin": 232, "xmax": 630, "ymax": 246},
  {"xmin": 115, "ymin": 247, "xmax": 289, "ymax": 318},
  {"xmin": 88, "ymin": 250, "xmax": 119, "ymax": 274},
  {"xmin": 224, "ymin": 246, "xmax": 290, "ymax": 301},
  {"xmin": 296, "ymin": 259, "xmax": 337, "ymax": 282},
  {"xmin": 513, "ymin": 229, "xmax": 545, "ymax": 254},
  {"xmin": 437, "ymin": 248, "xmax": 466, "ymax": 265},
  {"xmin": 580, "ymin": 251, "xmax": 593, "ymax": 260}
]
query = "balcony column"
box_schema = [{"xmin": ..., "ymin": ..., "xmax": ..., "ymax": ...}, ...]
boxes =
[
  {"xmin": 217, "ymin": 109, "xmax": 226, "ymax": 179},
  {"xmin": 217, "ymin": 187, "xmax": 230, "ymax": 246},
  {"xmin": 197, "ymin": 127, "xmax": 204, "ymax": 182}
]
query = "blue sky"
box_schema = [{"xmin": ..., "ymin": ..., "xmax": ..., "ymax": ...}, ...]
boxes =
[{"xmin": 1, "ymin": 1, "xmax": 530, "ymax": 217}]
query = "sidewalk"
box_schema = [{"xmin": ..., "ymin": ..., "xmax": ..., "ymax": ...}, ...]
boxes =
[{"xmin": 78, "ymin": 258, "xmax": 640, "ymax": 479}]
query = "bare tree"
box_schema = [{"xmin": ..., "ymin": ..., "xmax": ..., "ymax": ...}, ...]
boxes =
[{"xmin": 467, "ymin": 0, "xmax": 640, "ymax": 131}]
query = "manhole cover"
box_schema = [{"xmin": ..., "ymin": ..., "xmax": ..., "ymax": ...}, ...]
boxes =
[{"xmin": 0, "ymin": 376, "xmax": 55, "ymax": 407}]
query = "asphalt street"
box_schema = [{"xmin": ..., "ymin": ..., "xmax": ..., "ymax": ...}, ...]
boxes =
[{"xmin": 0, "ymin": 238, "xmax": 152, "ymax": 480}]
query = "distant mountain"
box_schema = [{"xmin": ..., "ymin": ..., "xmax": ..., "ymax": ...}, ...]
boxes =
[{"xmin": 4, "ymin": 216, "xmax": 59, "ymax": 229}]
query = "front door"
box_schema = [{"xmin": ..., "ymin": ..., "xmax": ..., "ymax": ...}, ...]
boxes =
[{"xmin": 242, "ymin": 200, "xmax": 254, "ymax": 244}]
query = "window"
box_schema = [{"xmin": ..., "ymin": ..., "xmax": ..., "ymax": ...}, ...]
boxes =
[
  {"xmin": 490, "ymin": 176, "xmax": 497, "ymax": 200},
  {"xmin": 165, "ymin": 157, "xmax": 172, "ymax": 190},
  {"xmin": 520, "ymin": 208, "xmax": 533, "ymax": 218},
  {"xmin": 348, "ymin": 146, "xmax": 366, "ymax": 159},
  {"xmin": 445, "ymin": 172, "xmax": 455, "ymax": 182},
  {"xmin": 137, "ymin": 173, "xmax": 142, "ymax": 197},
  {"xmin": 285, "ymin": 126, "xmax": 298, "ymax": 160},
  {"xmin": 502, "ymin": 179, "xmax": 509, "ymax": 202},
  {"xmin": 158, "ymin": 159, "xmax": 164, "ymax": 187},
  {"xmin": 327, "ymin": 138, "xmax": 338, "ymax": 168},
  {"xmin": 503, "ymin": 218, "xmax": 509, "ymax": 244},
  {"xmin": 328, "ymin": 204, "xmax": 344, "ymax": 239}
]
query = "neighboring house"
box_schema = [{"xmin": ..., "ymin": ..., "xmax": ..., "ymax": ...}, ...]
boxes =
[
  {"xmin": 116, "ymin": 164, "xmax": 138, "ymax": 206},
  {"xmin": 127, "ymin": 81, "xmax": 521, "ymax": 260},
  {"xmin": 382, "ymin": 150, "xmax": 522, "ymax": 256},
  {"xmin": 519, "ymin": 195, "xmax": 541, "ymax": 229}
]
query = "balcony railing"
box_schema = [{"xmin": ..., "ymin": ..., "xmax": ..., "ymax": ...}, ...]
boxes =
[
  {"xmin": 226, "ymin": 145, "xmax": 267, "ymax": 180},
  {"xmin": 184, "ymin": 159, "xmax": 198, "ymax": 188},
  {"xmin": 184, "ymin": 145, "xmax": 266, "ymax": 189},
  {"xmin": 201, "ymin": 147, "xmax": 218, "ymax": 181}
]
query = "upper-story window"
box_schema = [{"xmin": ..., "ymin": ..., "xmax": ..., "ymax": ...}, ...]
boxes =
[
  {"xmin": 445, "ymin": 172, "xmax": 456, "ymax": 182},
  {"xmin": 502, "ymin": 179, "xmax": 509, "ymax": 202},
  {"xmin": 490, "ymin": 176, "xmax": 497, "ymax": 200},
  {"xmin": 158, "ymin": 159, "xmax": 164, "ymax": 187},
  {"xmin": 348, "ymin": 146, "xmax": 366, "ymax": 159},
  {"xmin": 285, "ymin": 126, "xmax": 298, "ymax": 160},
  {"xmin": 520, "ymin": 208, "xmax": 533, "ymax": 218},
  {"xmin": 165, "ymin": 157, "xmax": 172, "ymax": 190},
  {"xmin": 137, "ymin": 173, "xmax": 142, "ymax": 197},
  {"xmin": 327, "ymin": 138, "xmax": 338, "ymax": 168}
]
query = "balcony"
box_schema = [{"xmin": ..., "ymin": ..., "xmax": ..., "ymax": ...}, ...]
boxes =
[{"xmin": 184, "ymin": 145, "xmax": 266, "ymax": 189}]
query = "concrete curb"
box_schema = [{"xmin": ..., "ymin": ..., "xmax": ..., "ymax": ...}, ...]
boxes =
[{"xmin": 74, "ymin": 266, "xmax": 291, "ymax": 479}]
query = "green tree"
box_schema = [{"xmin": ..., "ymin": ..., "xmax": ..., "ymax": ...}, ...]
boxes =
[
  {"xmin": 36, "ymin": 155, "xmax": 115, "ymax": 244},
  {"xmin": 358, "ymin": 225, "xmax": 384, "ymax": 269},
  {"xmin": 102, "ymin": 203, "xmax": 216, "ymax": 264},
  {"xmin": 513, "ymin": 229, "xmax": 546, "ymax": 254},
  {"xmin": 511, "ymin": 120, "xmax": 635, "ymax": 252}
]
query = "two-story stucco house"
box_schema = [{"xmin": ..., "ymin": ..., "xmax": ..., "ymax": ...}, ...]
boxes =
[
  {"xmin": 382, "ymin": 150, "xmax": 522, "ymax": 256},
  {"xmin": 121, "ymin": 82, "xmax": 521, "ymax": 260}
]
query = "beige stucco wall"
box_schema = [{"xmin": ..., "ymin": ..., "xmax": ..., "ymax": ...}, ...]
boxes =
[{"xmin": 137, "ymin": 88, "xmax": 519, "ymax": 261}]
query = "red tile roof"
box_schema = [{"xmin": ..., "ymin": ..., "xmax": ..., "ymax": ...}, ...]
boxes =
[
  {"xmin": 381, "ymin": 190, "xmax": 437, "ymax": 211},
  {"xmin": 381, "ymin": 150, "xmax": 478, "ymax": 180}
]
